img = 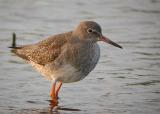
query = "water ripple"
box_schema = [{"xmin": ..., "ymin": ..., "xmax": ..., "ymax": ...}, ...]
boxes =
[{"xmin": 126, "ymin": 80, "xmax": 160, "ymax": 86}]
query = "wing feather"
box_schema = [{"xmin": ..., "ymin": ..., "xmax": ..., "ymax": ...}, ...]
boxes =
[{"xmin": 11, "ymin": 32, "xmax": 72, "ymax": 65}]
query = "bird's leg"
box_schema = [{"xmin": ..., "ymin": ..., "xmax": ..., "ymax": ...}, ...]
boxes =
[
  {"xmin": 55, "ymin": 81, "xmax": 62, "ymax": 98},
  {"xmin": 50, "ymin": 81, "xmax": 58, "ymax": 106}
]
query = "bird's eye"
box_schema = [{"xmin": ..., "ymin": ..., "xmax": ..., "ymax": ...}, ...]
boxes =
[{"xmin": 87, "ymin": 28, "xmax": 93, "ymax": 33}]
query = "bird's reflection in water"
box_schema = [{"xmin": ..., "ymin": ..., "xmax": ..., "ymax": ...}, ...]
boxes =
[
  {"xmin": 12, "ymin": 100, "xmax": 81, "ymax": 114},
  {"xmin": 13, "ymin": 107, "xmax": 81, "ymax": 114},
  {"xmin": 48, "ymin": 99, "xmax": 81, "ymax": 113},
  {"xmin": 12, "ymin": 108, "xmax": 60, "ymax": 114}
]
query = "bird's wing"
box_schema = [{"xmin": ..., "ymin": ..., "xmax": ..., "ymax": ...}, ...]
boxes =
[{"xmin": 11, "ymin": 32, "xmax": 72, "ymax": 65}]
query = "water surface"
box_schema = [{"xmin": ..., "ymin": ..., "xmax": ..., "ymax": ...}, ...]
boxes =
[{"xmin": 0, "ymin": 0, "xmax": 160, "ymax": 114}]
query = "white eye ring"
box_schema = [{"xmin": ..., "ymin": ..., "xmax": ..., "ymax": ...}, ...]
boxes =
[{"xmin": 87, "ymin": 28, "xmax": 93, "ymax": 33}]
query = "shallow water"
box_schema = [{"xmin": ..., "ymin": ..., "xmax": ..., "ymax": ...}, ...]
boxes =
[{"xmin": 0, "ymin": 0, "xmax": 160, "ymax": 114}]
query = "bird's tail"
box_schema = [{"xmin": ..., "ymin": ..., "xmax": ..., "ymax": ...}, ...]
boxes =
[
  {"xmin": 9, "ymin": 33, "xmax": 30, "ymax": 60},
  {"xmin": 9, "ymin": 33, "xmax": 22, "ymax": 54},
  {"xmin": 9, "ymin": 46, "xmax": 22, "ymax": 54}
]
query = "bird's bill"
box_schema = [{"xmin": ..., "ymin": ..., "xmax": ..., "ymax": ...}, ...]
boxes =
[{"xmin": 100, "ymin": 36, "xmax": 123, "ymax": 49}]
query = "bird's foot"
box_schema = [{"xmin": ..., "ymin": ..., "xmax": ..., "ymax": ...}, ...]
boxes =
[
  {"xmin": 49, "ymin": 97, "xmax": 59, "ymax": 112},
  {"xmin": 49, "ymin": 105, "xmax": 59, "ymax": 112}
]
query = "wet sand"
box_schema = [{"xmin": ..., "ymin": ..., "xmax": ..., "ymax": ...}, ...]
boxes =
[{"xmin": 0, "ymin": 0, "xmax": 160, "ymax": 114}]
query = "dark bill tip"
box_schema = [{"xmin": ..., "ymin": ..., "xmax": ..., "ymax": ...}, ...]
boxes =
[
  {"xmin": 108, "ymin": 40, "xmax": 123, "ymax": 49},
  {"xmin": 100, "ymin": 36, "xmax": 123, "ymax": 49}
]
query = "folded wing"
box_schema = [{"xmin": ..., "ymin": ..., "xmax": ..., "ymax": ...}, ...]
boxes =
[{"xmin": 11, "ymin": 32, "xmax": 71, "ymax": 65}]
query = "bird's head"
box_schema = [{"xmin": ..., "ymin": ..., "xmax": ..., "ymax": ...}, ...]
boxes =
[{"xmin": 73, "ymin": 21, "xmax": 122, "ymax": 49}]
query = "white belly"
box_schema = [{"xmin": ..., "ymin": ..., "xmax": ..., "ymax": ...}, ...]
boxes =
[
  {"xmin": 30, "ymin": 61, "xmax": 82, "ymax": 83},
  {"xmin": 50, "ymin": 64, "xmax": 82, "ymax": 83}
]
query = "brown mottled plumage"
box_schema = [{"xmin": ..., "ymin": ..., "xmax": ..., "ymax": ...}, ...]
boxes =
[
  {"xmin": 12, "ymin": 32, "xmax": 71, "ymax": 65},
  {"xmin": 10, "ymin": 21, "xmax": 122, "ymax": 109}
]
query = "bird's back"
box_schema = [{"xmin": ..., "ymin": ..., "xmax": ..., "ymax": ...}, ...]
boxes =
[{"xmin": 11, "ymin": 31, "xmax": 72, "ymax": 65}]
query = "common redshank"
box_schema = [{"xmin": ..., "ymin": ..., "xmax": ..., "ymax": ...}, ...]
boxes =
[{"xmin": 10, "ymin": 21, "xmax": 122, "ymax": 110}]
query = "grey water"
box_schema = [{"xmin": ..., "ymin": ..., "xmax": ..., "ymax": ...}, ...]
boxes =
[{"xmin": 0, "ymin": 0, "xmax": 160, "ymax": 114}]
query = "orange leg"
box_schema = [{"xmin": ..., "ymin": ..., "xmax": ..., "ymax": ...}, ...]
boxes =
[
  {"xmin": 56, "ymin": 81, "xmax": 63, "ymax": 98},
  {"xmin": 50, "ymin": 82, "xmax": 58, "ymax": 106},
  {"xmin": 50, "ymin": 81, "xmax": 63, "ymax": 107},
  {"xmin": 50, "ymin": 82, "xmax": 55, "ymax": 99}
]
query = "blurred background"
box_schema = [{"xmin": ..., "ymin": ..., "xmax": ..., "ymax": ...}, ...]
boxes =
[{"xmin": 0, "ymin": 0, "xmax": 160, "ymax": 114}]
